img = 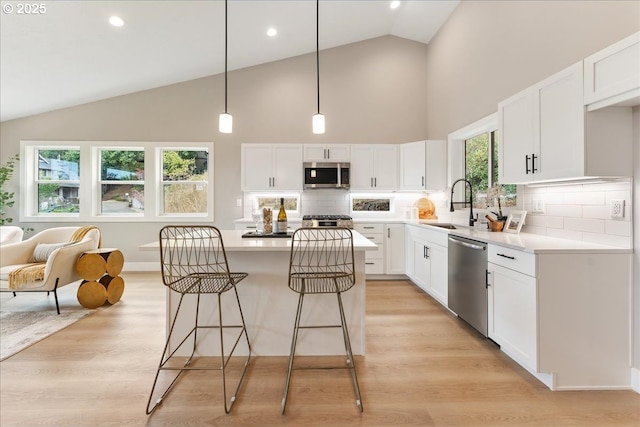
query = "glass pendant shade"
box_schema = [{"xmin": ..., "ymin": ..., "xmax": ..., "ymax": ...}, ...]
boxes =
[
  {"xmin": 219, "ymin": 113, "xmax": 233, "ymax": 134},
  {"xmin": 312, "ymin": 113, "xmax": 325, "ymax": 134}
]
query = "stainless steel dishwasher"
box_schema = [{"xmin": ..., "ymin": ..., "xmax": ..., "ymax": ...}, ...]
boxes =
[{"xmin": 447, "ymin": 235, "xmax": 488, "ymax": 337}]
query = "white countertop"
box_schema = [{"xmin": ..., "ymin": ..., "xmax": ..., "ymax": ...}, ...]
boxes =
[
  {"xmin": 232, "ymin": 217, "xmax": 630, "ymax": 254},
  {"xmin": 139, "ymin": 229, "xmax": 378, "ymax": 252},
  {"xmin": 402, "ymin": 220, "xmax": 631, "ymax": 254}
]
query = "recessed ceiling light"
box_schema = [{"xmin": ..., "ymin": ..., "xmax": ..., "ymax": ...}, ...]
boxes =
[
  {"xmin": 267, "ymin": 27, "xmax": 277, "ymax": 37},
  {"xmin": 390, "ymin": 1, "xmax": 401, "ymax": 9},
  {"xmin": 109, "ymin": 16, "xmax": 125, "ymax": 27}
]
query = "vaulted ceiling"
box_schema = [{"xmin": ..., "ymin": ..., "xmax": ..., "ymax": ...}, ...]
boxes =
[{"xmin": 0, "ymin": 1, "xmax": 459, "ymax": 121}]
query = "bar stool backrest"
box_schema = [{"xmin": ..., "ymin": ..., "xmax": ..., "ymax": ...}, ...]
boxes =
[
  {"xmin": 288, "ymin": 227, "xmax": 355, "ymax": 294},
  {"xmin": 159, "ymin": 225, "xmax": 232, "ymax": 288}
]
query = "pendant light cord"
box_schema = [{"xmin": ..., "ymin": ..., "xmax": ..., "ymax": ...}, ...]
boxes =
[
  {"xmin": 316, "ymin": 0, "xmax": 320, "ymax": 114},
  {"xmin": 224, "ymin": 0, "xmax": 228, "ymax": 114}
]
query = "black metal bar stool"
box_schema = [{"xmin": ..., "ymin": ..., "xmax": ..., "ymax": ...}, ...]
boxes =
[
  {"xmin": 281, "ymin": 227, "xmax": 363, "ymax": 414},
  {"xmin": 146, "ymin": 225, "xmax": 252, "ymax": 415}
]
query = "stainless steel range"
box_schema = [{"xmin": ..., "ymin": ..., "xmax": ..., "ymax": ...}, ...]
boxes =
[{"xmin": 302, "ymin": 214, "xmax": 353, "ymax": 228}]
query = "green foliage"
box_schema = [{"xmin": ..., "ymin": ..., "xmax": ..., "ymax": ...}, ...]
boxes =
[
  {"xmin": 465, "ymin": 134, "xmax": 489, "ymax": 205},
  {"xmin": 0, "ymin": 154, "xmax": 19, "ymax": 225},
  {"xmin": 163, "ymin": 151, "xmax": 196, "ymax": 181},
  {"xmin": 101, "ymin": 150, "xmax": 144, "ymax": 180}
]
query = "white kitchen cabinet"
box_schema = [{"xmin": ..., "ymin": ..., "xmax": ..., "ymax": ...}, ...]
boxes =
[
  {"xmin": 241, "ymin": 144, "xmax": 303, "ymax": 191},
  {"xmin": 354, "ymin": 223, "xmax": 384, "ymax": 275},
  {"xmin": 405, "ymin": 225, "xmax": 448, "ymax": 305},
  {"xmin": 400, "ymin": 140, "xmax": 447, "ymax": 191},
  {"xmin": 487, "ymin": 243, "xmax": 631, "ymax": 390},
  {"xmin": 385, "ymin": 223, "xmax": 405, "ymax": 275},
  {"xmin": 499, "ymin": 61, "xmax": 633, "ymax": 184},
  {"xmin": 488, "ymin": 261, "xmax": 538, "ymax": 372},
  {"xmin": 303, "ymin": 144, "xmax": 350, "ymax": 162},
  {"xmin": 350, "ymin": 145, "xmax": 398, "ymax": 191},
  {"xmin": 584, "ymin": 31, "xmax": 640, "ymax": 110}
]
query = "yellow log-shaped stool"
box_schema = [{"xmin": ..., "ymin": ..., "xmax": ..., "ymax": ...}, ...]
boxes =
[
  {"xmin": 77, "ymin": 280, "xmax": 107, "ymax": 309},
  {"xmin": 100, "ymin": 275, "xmax": 125, "ymax": 304}
]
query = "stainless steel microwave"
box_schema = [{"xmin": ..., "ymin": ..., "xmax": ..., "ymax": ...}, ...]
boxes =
[{"xmin": 303, "ymin": 162, "xmax": 350, "ymax": 189}]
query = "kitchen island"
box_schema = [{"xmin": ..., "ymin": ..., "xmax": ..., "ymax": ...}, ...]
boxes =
[{"xmin": 139, "ymin": 229, "xmax": 377, "ymax": 356}]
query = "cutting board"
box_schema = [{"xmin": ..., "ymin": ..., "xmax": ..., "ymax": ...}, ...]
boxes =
[{"xmin": 414, "ymin": 197, "xmax": 437, "ymax": 219}]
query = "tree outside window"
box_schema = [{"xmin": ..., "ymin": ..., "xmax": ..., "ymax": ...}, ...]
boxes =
[{"xmin": 465, "ymin": 131, "xmax": 516, "ymax": 210}]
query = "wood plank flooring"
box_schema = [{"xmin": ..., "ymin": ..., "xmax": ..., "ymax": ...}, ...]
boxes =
[{"xmin": 1, "ymin": 272, "xmax": 638, "ymax": 426}]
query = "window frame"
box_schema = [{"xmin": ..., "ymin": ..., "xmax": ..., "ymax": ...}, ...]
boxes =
[
  {"xmin": 20, "ymin": 140, "xmax": 214, "ymax": 223},
  {"xmin": 447, "ymin": 113, "xmax": 520, "ymax": 207}
]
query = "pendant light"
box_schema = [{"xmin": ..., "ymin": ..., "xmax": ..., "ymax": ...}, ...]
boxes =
[
  {"xmin": 219, "ymin": 0, "xmax": 232, "ymax": 133},
  {"xmin": 312, "ymin": 0, "xmax": 325, "ymax": 134}
]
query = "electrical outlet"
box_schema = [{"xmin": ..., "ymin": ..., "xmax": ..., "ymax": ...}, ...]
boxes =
[
  {"xmin": 532, "ymin": 199, "xmax": 545, "ymax": 214},
  {"xmin": 236, "ymin": 198, "xmax": 242, "ymax": 207},
  {"xmin": 610, "ymin": 199, "xmax": 625, "ymax": 219}
]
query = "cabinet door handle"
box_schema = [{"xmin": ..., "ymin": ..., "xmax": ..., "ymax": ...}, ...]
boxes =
[
  {"xmin": 486, "ymin": 270, "xmax": 491, "ymax": 288},
  {"xmin": 363, "ymin": 226, "xmax": 375, "ymax": 229},
  {"xmin": 387, "ymin": 228, "xmax": 390, "ymax": 238},
  {"xmin": 422, "ymin": 176, "xmax": 425, "ymax": 187},
  {"xmin": 497, "ymin": 253, "xmax": 515, "ymax": 260},
  {"xmin": 370, "ymin": 177, "xmax": 374, "ymax": 187},
  {"xmin": 525, "ymin": 155, "xmax": 531, "ymax": 174},
  {"xmin": 365, "ymin": 262, "xmax": 375, "ymax": 265},
  {"xmin": 532, "ymin": 154, "xmax": 538, "ymax": 173},
  {"xmin": 426, "ymin": 246, "xmax": 430, "ymax": 259},
  {"xmin": 327, "ymin": 148, "xmax": 330, "ymax": 159}
]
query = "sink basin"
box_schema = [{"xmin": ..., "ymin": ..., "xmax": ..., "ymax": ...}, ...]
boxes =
[{"xmin": 430, "ymin": 223, "xmax": 457, "ymax": 229}]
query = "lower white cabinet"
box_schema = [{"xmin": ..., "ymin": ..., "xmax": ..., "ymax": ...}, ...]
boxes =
[
  {"xmin": 487, "ymin": 243, "xmax": 631, "ymax": 390},
  {"xmin": 354, "ymin": 223, "xmax": 384, "ymax": 275},
  {"xmin": 405, "ymin": 225, "xmax": 448, "ymax": 305},
  {"xmin": 488, "ymin": 262, "xmax": 537, "ymax": 372},
  {"xmin": 385, "ymin": 224, "xmax": 405, "ymax": 275}
]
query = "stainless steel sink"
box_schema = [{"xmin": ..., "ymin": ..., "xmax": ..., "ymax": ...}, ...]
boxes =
[{"xmin": 430, "ymin": 223, "xmax": 457, "ymax": 229}]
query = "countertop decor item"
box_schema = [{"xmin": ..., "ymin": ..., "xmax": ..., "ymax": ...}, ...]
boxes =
[
  {"xmin": 504, "ymin": 210, "xmax": 527, "ymax": 234},
  {"xmin": 485, "ymin": 214, "xmax": 504, "ymax": 232},
  {"xmin": 414, "ymin": 197, "xmax": 437, "ymax": 219}
]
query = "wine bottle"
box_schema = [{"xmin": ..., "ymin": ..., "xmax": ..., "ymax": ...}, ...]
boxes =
[{"xmin": 276, "ymin": 198, "xmax": 288, "ymax": 234}]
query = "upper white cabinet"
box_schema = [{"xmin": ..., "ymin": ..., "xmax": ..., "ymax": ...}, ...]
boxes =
[
  {"xmin": 241, "ymin": 144, "xmax": 303, "ymax": 191},
  {"xmin": 350, "ymin": 144, "xmax": 398, "ymax": 191},
  {"xmin": 584, "ymin": 31, "xmax": 640, "ymax": 110},
  {"xmin": 303, "ymin": 144, "xmax": 350, "ymax": 162},
  {"xmin": 499, "ymin": 61, "xmax": 633, "ymax": 184},
  {"xmin": 400, "ymin": 140, "xmax": 447, "ymax": 191}
]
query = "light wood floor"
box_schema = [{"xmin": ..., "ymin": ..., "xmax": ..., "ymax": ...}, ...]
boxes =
[{"xmin": 1, "ymin": 273, "xmax": 638, "ymax": 427}]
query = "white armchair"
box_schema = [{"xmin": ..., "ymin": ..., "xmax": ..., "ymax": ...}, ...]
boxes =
[
  {"xmin": 0, "ymin": 226, "xmax": 101, "ymax": 313},
  {"xmin": 0, "ymin": 226, "xmax": 24, "ymax": 245}
]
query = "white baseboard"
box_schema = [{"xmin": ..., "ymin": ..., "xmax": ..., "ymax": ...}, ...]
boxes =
[
  {"xmin": 122, "ymin": 262, "xmax": 158, "ymax": 272},
  {"xmin": 632, "ymin": 367, "xmax": 640, "ymax": 393}
]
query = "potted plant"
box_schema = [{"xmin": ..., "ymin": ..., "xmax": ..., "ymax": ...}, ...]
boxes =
[{"xmin": 0, "ymin": 154, "xmax": 19, "ymax": 225}]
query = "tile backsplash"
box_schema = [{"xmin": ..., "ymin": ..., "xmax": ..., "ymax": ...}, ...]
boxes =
[
  {"xmin": 242, "ymin": 179, "xmax": 632, "ymax": 249},
  {"xmin": 521, "ymin": 179, "xmax": 633, "ymax": 248}
]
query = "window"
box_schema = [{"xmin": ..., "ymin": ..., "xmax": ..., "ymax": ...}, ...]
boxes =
[
  {"xmin": 161, "ymin": 150, "xmax": 209, "ymax": 215},
  {"xmin": 464, "ymin": 130, "xmax": 516, "ymax": 209},
  {"xmin": 36, "ymin": 148, "xmax": 80, "ymax": 214},
  {"xmin": 449, "ymin": 113, "xmax": 518, "ymax": 212},
  {"xmin": 256, "ymin": 196, "xmax": 298, "ymax": 211},
  {"xmin": 21, "ymin": 141, "xmax": 214, "ymax": 222},
  {"xmin": 100, "ymin": 149, "xmax": 145, "ymax": 215}
]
